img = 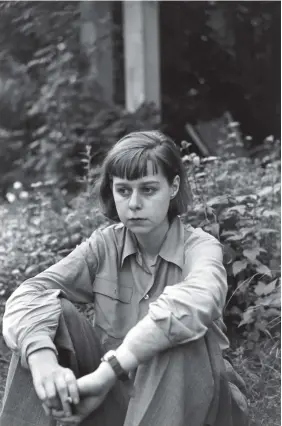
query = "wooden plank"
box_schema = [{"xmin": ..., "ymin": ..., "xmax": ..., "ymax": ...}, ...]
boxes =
[
  {"xmin": 80, "ymin": 1, "xmax": 113, "ymax": 103},
  {"xmin": 123, "ymin": 1, "xmax": 160, "ymax": 112}
]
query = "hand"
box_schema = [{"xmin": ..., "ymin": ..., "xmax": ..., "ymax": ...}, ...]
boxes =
[
  {"xmin": 28, "ymin": 349, "xmax": 80, "ymax": 417},
  {"xmin": 50, "ymin": 391, "xmax": 109, "ymax": 425},
  {"xmin": 51, "ymin": 362, "xmax": 117, "ymax": 424}
]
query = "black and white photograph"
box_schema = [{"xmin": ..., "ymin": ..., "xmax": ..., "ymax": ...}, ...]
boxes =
[{"xmin": 0, "ymin": 1, "xmax": 280, "ymax": 426}]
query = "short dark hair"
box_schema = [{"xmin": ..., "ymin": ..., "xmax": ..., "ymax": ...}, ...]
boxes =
[{"xmin": 96, "ymin": 130, "xmax": 191, "ymax": 222}]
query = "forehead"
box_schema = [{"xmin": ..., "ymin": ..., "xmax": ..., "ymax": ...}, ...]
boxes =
[{"xmin": 112, "ymin": 161, "xmax": 165, "ymax": 185}]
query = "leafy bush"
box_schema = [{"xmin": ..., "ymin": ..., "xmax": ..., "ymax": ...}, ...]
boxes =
[
  {"xmin": 0, "ymin": 1, "xmax": 280, "ymax": 196},
  {"xmin": 0, "ymin": 2, "xmax": 160, "ymax": 195},
  {"xmin": 181, "ymin": 136, "xmax": 281, "ymax": 348},
  {"xmin": 0, "ymin": 134, "xmax": 280, "ymax": 348}
]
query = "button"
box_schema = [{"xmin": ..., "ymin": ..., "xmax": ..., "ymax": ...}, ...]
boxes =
[{"xmin": 144, "ymin": 294, "xmax": 149, "ymax": 300}]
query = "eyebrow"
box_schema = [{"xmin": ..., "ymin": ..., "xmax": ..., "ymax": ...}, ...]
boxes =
[{"xmin": 114, "ymin": 180, "xmax": 160, "ymax": 186}]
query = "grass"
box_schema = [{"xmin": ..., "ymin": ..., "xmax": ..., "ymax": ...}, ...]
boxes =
[{"xmin": 229, "ymin": 337, "xmax": 281, "ymax": 426}]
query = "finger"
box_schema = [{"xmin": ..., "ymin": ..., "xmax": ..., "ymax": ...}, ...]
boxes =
[
  {"xmin": 52, "ymin": 412, "xmax": 81, "ymax": 423},
  {"xmin": 54, "ymin": 376, "xmax": 72, "ymax": 416},
  {"xmin": 64, "ymin": 371, "xmax": 80, "ymax": 405},
  {"xmin": 50, "ymin": 409, "xmax": 66, "ymax": 418},
  {"xmin": 33, "ymin": 381, "xmax": 47, "ymax": 402},
  {"xmin": 42, "ymin": 403, "xmax": 51, "ymax": 416},
  {"xmin": 44, "ymin": 380, "xmax": 58, "ymax": 408}
]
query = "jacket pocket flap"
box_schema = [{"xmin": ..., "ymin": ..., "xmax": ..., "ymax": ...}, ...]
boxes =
[{"xmin": 94, "ymin": 277, "xmax": 132, "ymax": 303}]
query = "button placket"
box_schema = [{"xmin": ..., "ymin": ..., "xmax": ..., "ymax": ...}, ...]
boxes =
[
  {"xmin": 141, "ymin": 271, "xmax": 156, "ymax": 301},
  {"xmin": 131, "ymin": 254, "xmax": 159, "ymax": 304}
]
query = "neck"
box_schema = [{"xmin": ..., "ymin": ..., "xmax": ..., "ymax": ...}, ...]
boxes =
[{"xmin": 135, "ymin": 218, "xmax": 170, "ymax": 257}]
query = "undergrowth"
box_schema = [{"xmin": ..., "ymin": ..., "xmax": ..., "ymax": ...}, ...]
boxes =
[{"xmin": 0, "ymin": 134, "xmax": 280, "ymax": 424}]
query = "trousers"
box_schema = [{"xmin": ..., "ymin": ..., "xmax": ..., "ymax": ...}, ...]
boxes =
[{"xmin": 0, "ymin": 298, "xmax": 234, "ymax": 426}]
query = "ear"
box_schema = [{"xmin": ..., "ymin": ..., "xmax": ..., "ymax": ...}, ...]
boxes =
[{"xmin": 170, "ymin": 175, "xmax": 180, "ymax": 199}]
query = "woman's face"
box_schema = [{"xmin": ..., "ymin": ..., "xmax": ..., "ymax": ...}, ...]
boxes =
[{"xmin": 112, "ymin": 162, "xmax": 180, "ymax": 235}]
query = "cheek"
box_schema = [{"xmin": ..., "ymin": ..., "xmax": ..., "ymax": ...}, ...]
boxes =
[
  {"xmin": 113, "ymin": 195, "xmax": 126, "ymax": 212},
  {"xmin": 155, "ymin": 190, "xmax": 171, "ymax": 205}
]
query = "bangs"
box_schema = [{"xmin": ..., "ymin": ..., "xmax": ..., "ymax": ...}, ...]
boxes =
[{"xmin": 109, "ymin": 148, "xmax": 161, "ymax": 180}]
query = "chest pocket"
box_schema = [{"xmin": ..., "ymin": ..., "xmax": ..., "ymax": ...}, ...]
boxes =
[{"xmin": 93, "ymin": 276, "xmax": 133, "ymax": 339}]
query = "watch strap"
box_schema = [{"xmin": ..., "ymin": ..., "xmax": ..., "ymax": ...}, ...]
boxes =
[{"xmin": 101, "ymin": 352, "xmax": 129, "ymax": 381}]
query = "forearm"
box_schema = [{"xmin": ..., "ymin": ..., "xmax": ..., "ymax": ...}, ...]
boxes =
[
  {"xmin": 3, "ymin": 240, "xmax": 97, "ymax": 366},
  {"xmin": 77, "ymin": 344, "xmax": 138, "ymax": 397}
]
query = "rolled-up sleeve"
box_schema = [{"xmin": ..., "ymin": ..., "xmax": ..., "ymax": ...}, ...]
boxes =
[
  {"xmin": 123, "ymin": 231, "xmax": 227, "ymax": 362},
  {"xmin": 2, "ymin": 231, "xmax": 101, "ymax": 368}
]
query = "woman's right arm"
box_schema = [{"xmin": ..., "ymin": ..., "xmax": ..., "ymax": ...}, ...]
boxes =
[{"xmin": 2, "ymin": 229, "xmax": 102, "ymax": 369}]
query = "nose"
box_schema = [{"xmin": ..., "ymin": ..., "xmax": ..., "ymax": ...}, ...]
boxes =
[{"xmin": 128, "ymin": 189, "xmax": 142, "ymax": 210}]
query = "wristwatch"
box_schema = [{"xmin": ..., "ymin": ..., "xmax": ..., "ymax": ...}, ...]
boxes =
[{"xmin": 101, "ymin": 350, "xmax": 129, "ymax": 381}]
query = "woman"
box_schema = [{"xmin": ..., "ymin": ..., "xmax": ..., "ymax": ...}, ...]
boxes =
[{"xmin": 1, "ymin": 131, "xmax": 247, "ymax": 426}]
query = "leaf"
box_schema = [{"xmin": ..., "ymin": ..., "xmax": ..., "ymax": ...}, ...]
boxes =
[
  {"xmin": 254, "ymin": 279, "xmax": 277, "ymax": 296},
  {"xmin": 262, "ymin": 210, "xmax": 280, "ymax": 218},
  {"xmin": 240, "ymin": 227, "xmax": 256, "ymax": 238},
  {"xmin": 243, "ymin": 247, "xmax": 261, "ymax": 263},
  {"xmin": 232, "ymin": 259, "xmax": 248, "ymax": 276},
  {"xmin": 236, "ymin": 194, "xmax": 257, "ymax": 203},
  {"xmin": 206, "ymin": 195, "xmax": 229, "ymax": 207},
  {"xmin": 206, "ymin": 223, "xmax": 220, "ymax": 237},
  {"xmin": 263, "ymin": 307, "xmax": 281, "ymax": 318},
  {"xmin": 225, "ymin": 205, "xmax": 246, "ymax": 215},
  {"xmin": 229, "ymin": 306, "xmax": 242, "ymax": 316},
  {"xmin": 221, "ymin": 230, "xmax": 238, "ymax": 237},
  {"xmin": 273, "ymin": 183, "xmax": 281, "ymax": 194},
  {"xmin": 258, "ymin": 286, "xmax": 281, "ymax": 308},
  {"xmin": 25, "ymin": 264, "xmax": 39, "ymax": 276},
  {"xmin": 224, "ymin": 231, "xmax": 244, "ymax": 242},
  {"xmin": 255, "ymin": 264, "xmax": 272, "ymax": 278},
  {"xmin": 258, "ymin": 186, "xmax": 273, "ymax": 197},
  {"xmin": 239, "ymin": 307, "xmax": 255, "ymax": 327},
  {"xmin": 258, "ymin": 228, "xmax": 279, "ymax": 235}
]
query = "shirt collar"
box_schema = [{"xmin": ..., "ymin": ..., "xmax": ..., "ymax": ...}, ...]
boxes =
[
  {"xmin": 158, "ymin": 216, "xmax": 184, "ymax": 270},
  {"xmin": 120, "ymin": 226, "xmax": 138, "ymax": 267},
  {"xmin": 120, "ymin": 216, "xmax": 184, "ymax": 270}
]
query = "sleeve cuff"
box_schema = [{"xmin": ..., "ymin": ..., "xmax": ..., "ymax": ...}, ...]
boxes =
[
  {"xmin": 21, "ymin": 335, "xmax": 58, "ymax": 369},
  {"xmin": 123, "ymin": 315, "xmax": 173, "ymax": 364}
]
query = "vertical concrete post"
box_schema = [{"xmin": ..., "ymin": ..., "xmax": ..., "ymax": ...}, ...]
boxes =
[
  {"xmin": 123, "ymin": 1, "xmax": 161, "ymax": 113},
  {"xmin": 80, "ymin": 1, "xmax": 113, "ymax": 103}
]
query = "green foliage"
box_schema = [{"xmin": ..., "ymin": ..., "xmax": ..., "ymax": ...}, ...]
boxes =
[
  {"xmin": 181, "ymin": 136, "xmax": 281, "ymax": 348},
  {"xmin": 1, "ymin": 135, "xmax": 280, "ymax": 350},
  {"xmin": 0, "ymin": 184, "xmax": 105, "ymax": 302},
  {"xmin": 0, "ymin": 1, "xmax": 159, "ymax": 194},
  {"xmin": 0, "ymin": 1, "xmax": 280, "ymax": 194}
]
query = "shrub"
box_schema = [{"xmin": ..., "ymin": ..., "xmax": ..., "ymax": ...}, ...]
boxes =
[
  {"xmin": 181, "ymin": 136, "xmax": 281, "ymax": 348},
  {"xmin": 0, "ymin": 2, "xmax": 160, "ymax": 196},
  {"xmin": 0, "ymin": 135, "xmax": 280, "ymax": 349}
]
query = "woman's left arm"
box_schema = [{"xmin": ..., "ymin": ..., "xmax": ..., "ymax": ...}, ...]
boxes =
[{"xmin": 116, "ymin": 232, "xmax": 227, "ymax": 366}]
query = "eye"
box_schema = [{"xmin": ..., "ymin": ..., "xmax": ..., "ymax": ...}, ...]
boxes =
[
  {"xmin": 116, "ymin": 187, "xmax": 131, "ymax": 196},
  {"xmin": 142, "ymin": 187, "xmax": 156, "ymax": 195}
]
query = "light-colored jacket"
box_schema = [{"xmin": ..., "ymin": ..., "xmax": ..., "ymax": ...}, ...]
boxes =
[{"xmin": 3, "ymin": 216, "xmax": 229, "ymax": 369}]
